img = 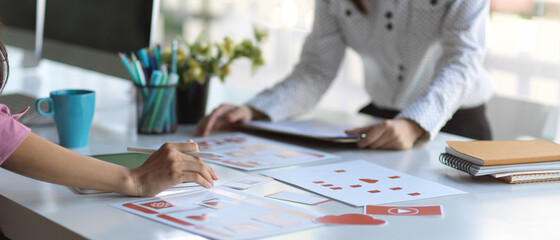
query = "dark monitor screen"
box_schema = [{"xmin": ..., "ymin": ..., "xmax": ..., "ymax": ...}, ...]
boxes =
[
  {"xmin": 42, "ymin": 0, "xmax": 156, "ymax": 79},
  {"xmin": 0, "ymin": 0, "xmax": 37, "ymax": 51},
  {"xmin": 44, "ymin": 0, "xmax": 152, "ymax": 53}
]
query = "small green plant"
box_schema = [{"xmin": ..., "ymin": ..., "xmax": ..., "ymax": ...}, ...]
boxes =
[{"xmin": 162, "ymin": 25, "xmax": 267, "ymax": 89}]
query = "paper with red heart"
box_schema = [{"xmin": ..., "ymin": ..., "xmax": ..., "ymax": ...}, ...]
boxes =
[
  {"xmin": 114, "ymin": 186, "xmax": 322, "ymax": 240},
  {"xmin": 263, "ymin": 160, "xmax": 465, "ymax": 206},
  {"xmin": 313, "ymin": 213, "xmax": 386, "ymax": 225}
]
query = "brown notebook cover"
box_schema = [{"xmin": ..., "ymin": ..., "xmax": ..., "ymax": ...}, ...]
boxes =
[{"xmin": 446, "ymin": 140, "xmax": 560, "ymax": 166}]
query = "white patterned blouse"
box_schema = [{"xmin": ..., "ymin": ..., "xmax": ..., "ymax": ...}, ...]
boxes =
[{"xmin": 247, "ymin": 0, "xmax": 495, "ymax": 140}]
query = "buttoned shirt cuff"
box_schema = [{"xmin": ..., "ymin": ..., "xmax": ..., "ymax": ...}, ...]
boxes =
[{"xmin": 396, "ymin": 106, "xmax": 448, "ymax": 142}]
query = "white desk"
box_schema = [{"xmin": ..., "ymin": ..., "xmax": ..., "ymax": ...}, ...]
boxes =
[{"xmin": 2, "ymin": 47, "xmax": 560, "ymax": 240}]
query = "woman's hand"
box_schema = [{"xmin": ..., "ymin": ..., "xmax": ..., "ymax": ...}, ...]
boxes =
[
  {"xmin": 196, "ymin": 104, "xmax": 266, "ymax": 137},
  {"xmin": 129, "ymin": 141, "xmax": 219, "ymax": 197},
  {"xmin": 345, "ymin": 119, "xmax": 425, "ymax": 150}
]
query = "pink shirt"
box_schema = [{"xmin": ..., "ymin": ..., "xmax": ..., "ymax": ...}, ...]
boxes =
[{"xmin": 0, "ymin": 104, "xmax": 31, "ymax": 165}]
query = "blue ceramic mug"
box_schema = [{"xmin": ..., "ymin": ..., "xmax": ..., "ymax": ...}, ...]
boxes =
[{"xmin": 36, "ymin": 89, "xmax": 96, "ymax": 148}]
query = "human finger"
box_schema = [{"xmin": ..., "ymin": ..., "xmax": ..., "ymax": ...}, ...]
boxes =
[
  {"xmin": 379, "ymin": 139, "xmax": 401, "ymax": 150},
  {"xmin": 357, "ymin": 124, "xmax": 385, "ymax": 148},
  {"xmin": 194, "ymin": 159, "xmax": 219, "ymax": 181},
  {"xmin": 358, "ymin": 130, "xmax": 383, "ymax": 148},
  {"xmin": 201, "ymin": 105, "xmax": 237, "ymax": 136},
  {"xmin": 187, "ymin": 139, "xmax": 199, "ymax": 150},
  {"xmin": 182, "ymin": 172, "xmax": 212, "ymax": 188},
  {"xmin": 183, "ymin": 161, "xmax": 215, "ymax": 186},
  {"xmin": 171, "ymin": 150, "xmax": 216, "ymax": 185},
  {"xmin": 211, "ymin": 118, "xmax": 235, "ymax": 131},
  {"xmin": 227, "ymin": 106, "xmax": 251, "ymax": 123},
  {"xmin": 159, "ymin": 142, "xmax": 199, "ymax": 153},
  {"xmin": 156, "ymin": 142, "xmax": 215, "ymax": 184},
  {"xmin": 201, "ymin": 114, "xmax": 222, "ymax": 137},
  {"xmin": 366, "ymin": 121, "xmax": 401, "ymax": 149},
  {"xmin": 196, "ymin": 116, "xmax": 210, "ymax": 136},
  {"xmin": 367, "ymin": 129, "xmax": 394, "ymax": 149},
  {"xmin": 209, "ymin": 165, "xmax": 219, "ymax": 180},
  {"xmin": 345, "ymin": 126, "xmax": 371, "ymax": 136},
  {"xmin": 185, "ymin": 139, "xmax": 218, "ymax": 180},
  {"xmin": 181, "ymin": 150, "xmax": 217, "ymax": 184}
]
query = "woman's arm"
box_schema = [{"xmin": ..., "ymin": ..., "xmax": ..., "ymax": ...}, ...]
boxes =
[
  {"xmin": 2, "ymin": 132, "xmax": 218, "ymax": 197},
  {"xmin": 246, "ymin": 0, "xmax": 347, "ymax": 121},
  {"xmin": 346, "ymin": 1, "xmax": 492, "ymax": 150},
  {"xmin": 196, "ymin": 0, "xmax": 348, "ymax": 136},
  {"xmin": 396, "ymin": 0, "xmax": 494, "ymax": 140}
]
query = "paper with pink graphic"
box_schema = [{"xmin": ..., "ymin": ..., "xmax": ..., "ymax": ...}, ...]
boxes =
[
  {"xmin": 112, "ymin": 186, "xmax": 321, "ymax": 240},
  {"xmin": 192, "ymin": 133, "xmax": 338, "ymax": 170}
]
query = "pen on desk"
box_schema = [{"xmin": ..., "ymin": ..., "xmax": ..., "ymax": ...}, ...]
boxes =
[{"xmin": 126, "ymin": 147, "xmax": 225, "ymax": 159}]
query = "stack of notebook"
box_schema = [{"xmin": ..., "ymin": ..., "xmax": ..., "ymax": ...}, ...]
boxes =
[{"xmin": 439, "ymin": 140, "xmax": 560, "ymax": 183}]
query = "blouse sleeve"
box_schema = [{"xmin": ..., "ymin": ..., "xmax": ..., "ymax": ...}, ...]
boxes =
[
  {"xmin": 396, "ymin": 0, "xmax": 493, "ymax": 140},
  {"xmin": 246, "ymin": 0, "xmax": 346, "ymax": 121},
  {"xmin": 0, "ymin": 104, "xmax": 31, "ymax": 165}
]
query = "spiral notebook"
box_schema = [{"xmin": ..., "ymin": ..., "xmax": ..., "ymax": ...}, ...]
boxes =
[
  {"xmin": 439, "ymin": 151, "xmax": 560, "ymax": 176},
  {"xmin": 491, "ymin": 170, "xmax": 560, "ymax": 184},
  {"xmin": 446, "ymin": 140, "xmax": 560, "ymax": 166},
  {"xmin": 440, "ymin": 140, "xmax": 560, "ymax": 177}
]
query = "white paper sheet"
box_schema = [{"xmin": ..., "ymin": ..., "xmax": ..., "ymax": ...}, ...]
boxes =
[
  {"xmin": 222, "ymin": 175, "xmax": 273, "ymax": 190},
  {"xmin": 70, "ymin": 182, "xmax": 203, "ymax": 195},
  {"xmin": 266, "ymin": 191, "xmax": 332, "ymax": 206},
  {"xmin": 130, "ymin": 133, "xmax": 338, "ymax": 170},
  {"xmin": 263, "ymin": 160, "xmax": 466, "ymax": 206},
  {"xmin": 112, "ymin": 186, "xmax": 322, "ymax": 240},
  {"xmin": 193, "ymin": 133, "xmax": 339, "ymax": 170}
]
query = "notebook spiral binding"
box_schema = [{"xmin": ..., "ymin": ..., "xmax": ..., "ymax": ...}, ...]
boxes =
[{"xmin": 439, "ymin": 153, "xmax": 476, "ymax": 176}]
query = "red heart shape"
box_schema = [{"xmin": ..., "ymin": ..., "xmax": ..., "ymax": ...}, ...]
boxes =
[{"xmin": 359, "ymin": 178, "xmax": 379, "ymax": 184}]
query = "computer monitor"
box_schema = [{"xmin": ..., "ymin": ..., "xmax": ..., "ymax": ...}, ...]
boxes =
[
  {"xmin": 41, "ymin": 0, "xmax": 160, "ymax": 79},
  {"xmin": 0, "ymin": 0, "xmax": 44, "ymax": 67}
]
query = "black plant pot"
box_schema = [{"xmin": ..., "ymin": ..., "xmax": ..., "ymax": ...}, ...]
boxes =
[{"xmin": 175, "ymin": 79, "xmax": 210, "ymax": 124}]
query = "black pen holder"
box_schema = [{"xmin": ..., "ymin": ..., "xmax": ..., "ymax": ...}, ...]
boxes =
[{"xmin": 135, "ymin": 84, "xmax": 178, "ymax": 134}]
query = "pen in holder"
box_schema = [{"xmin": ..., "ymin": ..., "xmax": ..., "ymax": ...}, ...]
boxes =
[
  {"xmin": 119, "ymin": 46, "xmax": 179, "ymax": 134},
  {"xmin": 135, "ymin": 82, "xmax": 178, "ymax": 134}
]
